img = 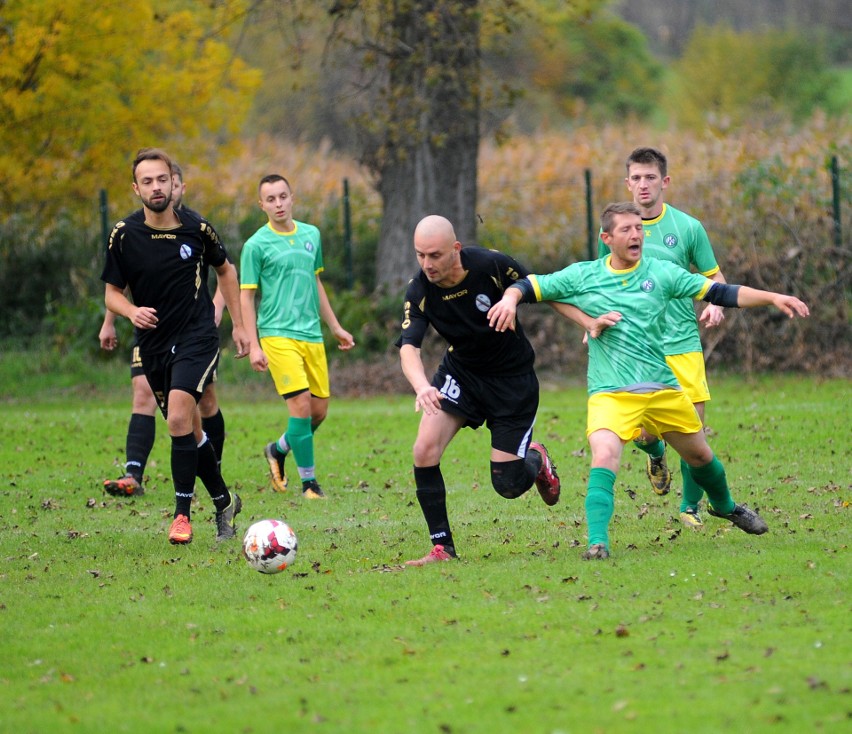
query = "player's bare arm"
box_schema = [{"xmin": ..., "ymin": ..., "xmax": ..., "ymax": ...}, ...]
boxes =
[
  {"xmin": 214, "ymin": 261, "xmax": 250, "ymax": 357},
  {"xmin": 105, "ymin": 283, "xmax": 157, "ymax": 330},
  {"xmin": 400, "ymin": 344, "xmax": 442, "ymax": 415},
  {"xmin": 239, "ymin": 288, "xmax": 268, "ymax": 372},
  {"xmin": 699, "ymin": 271, "xmax": 727, "ymax": 328},
  {"xmin": 316, "ymin": 275, "xmax": 355, "ymax": 351}
]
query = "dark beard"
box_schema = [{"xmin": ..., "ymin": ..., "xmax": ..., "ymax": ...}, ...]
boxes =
[{"xmin": 145, "ymin": 195, "xmax": 172, "ymax": 213}]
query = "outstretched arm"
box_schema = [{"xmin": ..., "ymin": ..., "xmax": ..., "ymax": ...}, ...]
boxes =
[{"xmin": 703, "ymin": 283, "xmax": 809, "ymax": 318}]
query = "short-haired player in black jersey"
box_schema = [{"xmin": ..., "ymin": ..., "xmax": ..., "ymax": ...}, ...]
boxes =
[
  {"xmin": 101, "ymin": 148, "xmax": 251, "ymax": 545},
  {"xmin": 98, "ymin": 162, "xmax": 231, "ymax": 497},
  {"xmin": 397, "ymin": 215, "xmax": 606, "ymax": 566}
]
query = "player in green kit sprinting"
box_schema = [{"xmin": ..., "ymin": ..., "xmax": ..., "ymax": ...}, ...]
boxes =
[
  {"xmin": 241, "ymin": 174, "xmax": 355, "ymax": 499},
  {"xmin": 599, "ymin": 147, "xmax": 727, "ymax": 529},
  {"xmin": 489, "ymin": 202, "xmax": 810, "ymax": 559}
]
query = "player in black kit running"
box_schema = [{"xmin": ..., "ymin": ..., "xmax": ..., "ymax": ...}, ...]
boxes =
[
  {"xmin": 397, "ymin": 214, "xmax": 608, "ymax": 566},
  {"xmin": 101, "ymin": 148, "xmax": 250, "ymax": 545}
]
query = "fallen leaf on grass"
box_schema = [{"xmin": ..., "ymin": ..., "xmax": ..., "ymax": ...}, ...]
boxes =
[{"xmin": 615, "ymin": 625, "xmax": 629, "ymax": 638}]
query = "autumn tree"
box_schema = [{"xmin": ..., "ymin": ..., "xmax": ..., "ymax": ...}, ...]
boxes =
[{"xmin": 0, "ymin": 0, "xmax": 260, "ymax": 223}]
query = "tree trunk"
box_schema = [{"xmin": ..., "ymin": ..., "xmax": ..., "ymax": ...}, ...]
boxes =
[{"xmin": 373, "ymin": 0, "xmax": 480, "ymax": 295}]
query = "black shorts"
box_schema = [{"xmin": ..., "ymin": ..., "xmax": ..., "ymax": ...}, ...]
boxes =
[
  {"xmin": 129, "ymin": 338, "xmax": 145, "ymax": 379},
  {"xmin": 432, "ymin": 359, "xmax": 539, "ymax": 456},
  {"xmin": 142, "ymin": 336, "xmax": 220, "ymax": 417}
]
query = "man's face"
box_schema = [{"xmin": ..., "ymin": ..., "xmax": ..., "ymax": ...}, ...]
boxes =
[
  {"xmin": 259, "ymin": 180, "xmax": 293, "ymax": 228},
  {"xmin": 414, "ymin": 233, "xmax": 460, "ymax": 287},
  {"xmin": 625, "ymin": 162, "xmax": 669, "ymax": 210},
  {"xmin": 602, "ymin": 212, "xmax": 644, "ymax": 269},
  {"xmin": 171, "ymin": 176, "xmax": 186, "ymax": 209},
  {"xmin": 133, "ymin": 159, "xmax": 173, "ymax": 214}
]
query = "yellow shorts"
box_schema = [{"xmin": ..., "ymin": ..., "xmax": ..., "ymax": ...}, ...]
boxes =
[
  {"xmin": 260, "ymin": 336, "xmax": 330, "ymax": 399},
  {"xmin": 666, "ymin": 352, "xmax": 711, "ymax": 404},
  {"xmin": 587, "ymin": 389, "xmax": 703, "ymax": 441}
]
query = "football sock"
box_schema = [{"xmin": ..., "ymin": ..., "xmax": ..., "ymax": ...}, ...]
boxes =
[
  {"xmin": 414, "ymin": 464, "xmax": 454, "ymax": 549},
  {"xmin": 688, "ymin": 456, "xmax": 735, "ymax": 515},
  {"xmin": 171, "ymin": 432, "xmax": 197, "ymax": 518},
  {"xmin": 490, "ymin": 458, "xmax": 537, "ymax": 498},
  {"xmin": 585, "ymin": 467, "xmax": 616, "ymax": 547},
  {"xmin": 275, "ymin": 435, "xmax": 290, "ymax": 455},
  {"xmin": 125, "ymin": 413, "xmax": 156, "ymax": 481},
  {"xmin": 201, "ymin": 409, "xmax": 226, "ymax": 466},
  {"xmin": 634, "ymin": 436, "xmax": 665, "ymax": 458},
  {"xmin": 680, "ymin": 457, "xmax": 705, "ymax": 512},
  {"xmin": 196, "ymin": 434, "xmax": 229, "ymax": 509},
  {"xmin": 285, "ymin": 416, "xmax": 315, "ymax": 480}
]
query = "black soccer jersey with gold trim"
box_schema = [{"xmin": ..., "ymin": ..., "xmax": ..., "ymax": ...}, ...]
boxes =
[
  {"xmin": 397, "ymin": 246, "xmax": 535, "ymax": 376},
  {"xmin": 101, "ymin": 208, "xmax": 229, "ymax": 355}
]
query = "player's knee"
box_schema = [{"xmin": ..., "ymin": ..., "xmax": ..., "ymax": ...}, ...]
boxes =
[{"xmin": 491, "ymin": 459, "xmax": 530, "ymax": 499}]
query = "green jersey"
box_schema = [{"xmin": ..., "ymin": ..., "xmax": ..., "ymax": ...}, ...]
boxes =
[
  {"xmin": 240, "ymin": 220, "xmax": 324, "ymax": 342},
  {"xmin": 529, "ymin": 257, "xmax": 713, "ymax": 395},
  {"xmin": 598, "ymin": 203, "xmax": 719, "ymax": 356}
]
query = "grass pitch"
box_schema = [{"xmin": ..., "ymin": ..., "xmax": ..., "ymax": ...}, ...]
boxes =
[{"xmin": 0, "ymin": 373, "xmax": 848, "ymax": 733}]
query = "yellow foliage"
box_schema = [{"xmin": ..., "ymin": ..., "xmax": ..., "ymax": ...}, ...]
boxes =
[{"xmin": 0, "ymin": 0, "xmax": 260, "ymax": 222}]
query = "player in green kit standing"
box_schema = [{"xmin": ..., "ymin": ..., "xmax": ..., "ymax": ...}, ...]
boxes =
[
  {"xmin": 489, "ymin": 202, "xmax": 810, "ymax": 559},
  {"xmin": 240, "ymin": 174, "xmax": 355, "ymax": 499},
  {"xmin": 599, "ymin": 147, "xmax": 727, "ymax": 529}
]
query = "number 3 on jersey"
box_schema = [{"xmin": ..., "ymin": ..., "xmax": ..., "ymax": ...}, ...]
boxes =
[{"xmin": 440, "ymin": 374, "xmax": 461, "ymax": 401}]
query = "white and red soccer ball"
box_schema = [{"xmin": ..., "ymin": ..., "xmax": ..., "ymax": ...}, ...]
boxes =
[{"xmin": 242, "ymin": 519, "xmax": 298, "ymax": 574}]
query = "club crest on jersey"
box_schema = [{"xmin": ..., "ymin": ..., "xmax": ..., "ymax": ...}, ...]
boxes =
[
  {"xmin": 475, "ymin": 294, "xmax": 492, "ymax": 312},
  {"xmin": 664, "ymin": 234, "xmax": 678, "ymax": 248},
  {"xmin": 305, "ymin": 241, "xmax": 315, "ymax": 253},
  {"xmin": 641, "ymin": 279, "xmax": 655, "ymax": 292},
  {"xmin": 179, "ymin": 243, "xmax": 193, "ymax": 260}
]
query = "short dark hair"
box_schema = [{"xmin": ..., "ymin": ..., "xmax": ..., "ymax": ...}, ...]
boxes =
[
  {"xmin": 172, "ymin": 161, "xmax": 184, "ymax": 182},
  {"xmin": 601, "ymin": 201, "xmax": 641, "ymax": 234},
  {"xmin": 626, "ymin": 147, "xmax": 667, "ymax": 178},
  {"xmin": 132, "ymin": 148, "xmax": 173, "ymax": 182},
  {"xmin": 258, "ymin": 174, "xmax": 291, "ymax": 195}
]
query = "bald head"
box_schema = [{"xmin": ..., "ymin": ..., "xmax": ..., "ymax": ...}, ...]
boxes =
[{"xmin": 413, "ymin": 215, "xmax": 464, "ymax": 287}]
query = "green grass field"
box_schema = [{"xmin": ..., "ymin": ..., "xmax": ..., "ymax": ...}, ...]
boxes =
[{"xmin": 0, "ymin": 369, "xmax": 848, "ymax": 733}]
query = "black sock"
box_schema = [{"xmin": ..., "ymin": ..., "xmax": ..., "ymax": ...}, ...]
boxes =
[
  {"xmin": 201, "ymin": 410, "xmax": 225, "ymax": 467},
  {"xmin": 197, "ymin": 437, "xmax": 229, "ymax": 510},
  {"xmin": 414, "ymin": 464, "xmax": 454, "ymax": 551},
  {"xmin": 125, "ymin": 413, "xmax": 155, "ymax": 481},
  {"xmin": 171, "ymin": 433, "xmax": 196, "ymax": 518}
]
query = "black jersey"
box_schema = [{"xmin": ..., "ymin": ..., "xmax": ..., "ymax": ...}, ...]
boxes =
[
  {"xmin": 397, "ymin": 246, "xmax": 535, "ymax": 376},
  {"xmin": 101, "ymin": 207, "xmax": 229, "ymax": 355}
]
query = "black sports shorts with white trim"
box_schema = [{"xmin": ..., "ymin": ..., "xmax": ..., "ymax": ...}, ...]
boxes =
[
  {"xmin": 142, "ymin": 335, "xmax": 220, "ymax": 417},
  {"xmin": 432, "ymin": 358, "xmax": 539, "ymax": 457}
]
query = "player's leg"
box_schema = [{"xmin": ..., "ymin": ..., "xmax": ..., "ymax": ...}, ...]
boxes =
[
  {"xmin": 583, "ymin": 392, "xmax": 645, "ymax": 559},
  {"xmin": 667, "ymin": 353, "xmax": 712, "ymax": 525},
  {"xmin": 169, "ymin": 346, "xmax": 240, "ymax": 542},
  {"xmin": 199, "ymin": 378, "xmax": 225, "ymax": 468},
  {"xmin": 406, "ymin": 407, "xmax": 465, "ymax": 566},
  {"xmin": 104, "ymin": 347, "xmax": 156, "ymax": 497},
  {"xmin": 486, "ymin": 371, "xmax": 560, "ymax": 505}
]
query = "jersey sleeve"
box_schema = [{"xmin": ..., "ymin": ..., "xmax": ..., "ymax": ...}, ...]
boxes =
[
  {"xmin": 101, "ymin": 224, "xmax": 128, "ymax": 289},
  {"xmin": 239, "ymin": 236, "xmax": 260, "ymax": 288},
  {"xmin": 688, "ymin": 219, "xmax": 719, "ymax": 276},
  {"xmin": 199, "ymin": 220, "xmax": 228, "ymax": 268},
  {"xmin": 395, "ymin": 279, "xmax": 430, "ymax": 349},
  {"xmin": 313, "ymin": 226, "xmax": 324, "ymax": 275},
  {"xmin": 664, "ymin": 261, "xmax": 713, "ymax": 300}
]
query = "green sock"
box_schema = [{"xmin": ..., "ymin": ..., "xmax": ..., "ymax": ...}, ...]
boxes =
[
  {"xmin": 634, "ymin": 436, "xmax": 664, "ymax": 458},
  {"xmin": 680, "ymin": 457, "xmax": 705, "ymax": 512},
  {"xmin": 688, "ymin": 456, "xmax": 735, "ymax": 515},
  {"xmin": 285, "ymin": 416, "xmax": 315, "ymax": 480},
  {"xmin": 585, "ymin": 468, "xmax": 616, "ymax": 548}
]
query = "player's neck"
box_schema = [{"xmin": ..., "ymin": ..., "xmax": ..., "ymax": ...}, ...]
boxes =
[
  {"xmin": 144, "ymin": 206, "xmax": 180, "ymax": 229},
  {"xmin": 638, "ymin": 200, "xmax": 664, "ymax": 219},
  {"xmin": 268, "ymin": 218, "xmax": 295, "ymax": 234}
]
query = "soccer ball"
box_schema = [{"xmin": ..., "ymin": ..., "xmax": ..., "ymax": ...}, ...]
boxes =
[{"xmin": 242, "ymin": 519, "xmax": 298, "ymax": 574}]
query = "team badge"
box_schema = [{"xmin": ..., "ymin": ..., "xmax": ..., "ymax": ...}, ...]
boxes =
[
  {"xmin": 641, "ymin": 279, "xmax": 655, "ymax": 292},
  {"xmin": 179, "ymin": 243, "xmax": 193, "ymax": 260},
  {"xmin": 305, "ymin": 241, "xmax": 315, "ymax": 253},
  {"xmin": 475, "ymin": 294, "xmax": 492, "ymax": 312},
  {"xmin": 664, "ymin": 234, "xmax": 678, "ymax": 248}
]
